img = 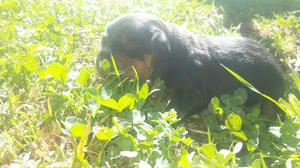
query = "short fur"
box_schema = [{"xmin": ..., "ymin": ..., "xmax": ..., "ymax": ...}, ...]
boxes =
[{"xmin": 96, "ymin": 13, "xmax": 285, "ymax": 117}]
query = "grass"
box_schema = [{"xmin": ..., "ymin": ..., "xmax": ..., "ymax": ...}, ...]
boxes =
[{"xmin": 0, "ymin": 0, "xmax": 300, "ymax": 167}]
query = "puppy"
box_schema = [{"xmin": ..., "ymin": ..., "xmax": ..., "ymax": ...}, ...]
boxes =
[{"xmin": 96, "ymin": 13, "xmax": 285, "ymax": 117}]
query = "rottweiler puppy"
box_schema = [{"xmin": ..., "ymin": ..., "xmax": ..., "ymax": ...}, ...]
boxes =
[{"xmin": 96, "ymin": 13, "xmax": 285, "ymax": 117}]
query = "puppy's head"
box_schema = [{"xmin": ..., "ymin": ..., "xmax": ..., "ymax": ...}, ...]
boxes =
[{"xmin": 96, "ymin": 13, "xmax": 171, "ymax": 79}]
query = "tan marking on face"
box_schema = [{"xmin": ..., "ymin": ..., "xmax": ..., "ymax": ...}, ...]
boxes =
[
  {"xmin": 131, "ymin": 53, "xmax": 153, "ymax": 78},
  {"xmin": 166, "ymin": 87, "xmax": 176, "ymax": 98},
  {"xmin": 119, "ymin": 35, "xmax": 129, "ymax": 44},
  {"xmin": 115, "ymin": 53, "xmax": 154, "ymax": 79}
]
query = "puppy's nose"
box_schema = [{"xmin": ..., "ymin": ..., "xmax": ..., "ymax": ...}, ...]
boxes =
[{"xmin": 96, "ymin": 47, "xmax": 112, "ymax": 77}]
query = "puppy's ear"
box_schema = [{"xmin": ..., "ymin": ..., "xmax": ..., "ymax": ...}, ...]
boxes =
[
  {"xmin": 149, "ymin": 28, "xmax": 170, "ymax": 78},
  {"xmin": 150, "ymin": 28, "xmax": 170, "ymax": 55}
]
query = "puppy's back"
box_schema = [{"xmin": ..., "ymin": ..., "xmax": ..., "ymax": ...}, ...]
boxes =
[{"xmin": 202, "ymin": 36, "xmax": 285, "ymax": 101}]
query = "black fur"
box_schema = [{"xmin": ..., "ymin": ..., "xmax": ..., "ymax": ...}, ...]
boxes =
[{"xmin": 97, "ymin": 13, "xmax": 285, "ymax": 117}]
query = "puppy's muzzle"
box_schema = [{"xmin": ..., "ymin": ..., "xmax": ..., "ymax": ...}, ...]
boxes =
[
  {"xmin": 99, "ymin": 48, "xmax": 112, "ymax": 59},
  {"xmin": 95, "ymin": 48, "xmax": 112, "ymax": 77}
]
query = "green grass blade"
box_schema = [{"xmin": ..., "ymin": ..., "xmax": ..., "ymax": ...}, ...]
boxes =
[
  {"xmin": 221, "ymin": 64, "xmax": 287, "ymax": 113},
  {"xmin": 110, "ymin": 55, "xmax": 120, "ymax": 77}
]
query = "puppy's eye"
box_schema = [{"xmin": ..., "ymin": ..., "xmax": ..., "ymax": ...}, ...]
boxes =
[
  {"xmin": 112, "ymin": 42, "xmax": 124, "ymax": 51},
  {"xmin": 127, "ymin": 43, "xmax": 143, "ymax": 50}
]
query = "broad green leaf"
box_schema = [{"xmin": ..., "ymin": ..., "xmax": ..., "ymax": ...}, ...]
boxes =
[
  {"xmin": 63, "ymin": 54, "xmax": 74, "ymax": 63},
  {"xmin": 246, "ymin": 104, "xmax": 261, "ymax": 122},
  {"xmin": 216, "ymin": 152, "xmax": 226, "ymax": 165},
  {"xmin": 38, "ymin": 68, "xmax": 48, "ymax": 79},
  {"xmin": 157, "ymin": 119, "xmax": 174, "ymax": 138},
  {"xmin": 23, "ymin": 56, "xmax": 38, "ymax": 72},
  {"xmin": 0, "ymin": 58, "xmax": 5, "ymax": 65},
  {"xmin": 225, "ymin": 113, "xmax": 242, "ymax": 131},
  {"xmin": 68, "ymin": 35, "xmax": 74, "ymax": 43},
  {"xmin": 15, "ymin": 60, "xmax": 22, "ymax": 74},
  {"xmin": 163, "ymin": 109, "xmax": 180, "ymax": 124},
  {"xmin": 260, "ymin": 153, "xmax": 268, "ymax": 168},
  {"xmin": 280, "ymin": 134, "xmax": 299, "ymax": 148},
  {"xmin": 117, "ymin": 136, "xmax": 135, "ymax": 151},
  {"xmin": 24, "ymin": 44, "xmax": 38, "ymax": 54},
  {"xmin": 112, "ymin": 118, "xmax": 138, "ymax": 150},
  {"xmin": 280, "ymin": 118, "xmax": 297, "ymax": 134},
  {"xmin": 233, "ymin": 88, "xmax": 248, "ymax": 105},
  {"xmin": 137, "ymin": 122, "xmax": 156, "ymax": 136},
  {"xmin": 96, "ymin": 127, "xmax": 114, "ymax": 141},
  {"xmin": 291, "ymin": 71, "xmax": 300, "ymax": 92},
  {"xmin": 220, "ymin": 94, "xmax": 232, "ymax": 105},
  {"xmin": 210, "ymin": 97, "xmax": 224, "ymax": 115},
  {"xmin": 178, "ymin": 149, "xmax": 190, "ymax": 168},
  {"xmin": 47, "ymin": 63, "xmax": 67, "ymax": 83},
  {"xmin": 182, "ymin": 138, "xmax": 193, "ymax": 146},
  {"xmin": 288, "ymin": 94, "xmax": 300, "ymax": 117},
  {"xmin": 219, "ymin": 150, "xmax": 234, "ymax": 165},
  {"xmin": 201, "ymin": 143, "xmax": 216, "ymax": 159},
  {"xmin": 247, "ymin": 139, "xmax": 258, "ymax": 152},
  {"xmin": 100, "ymin": 59, "xmax": 111, "ymax": 73},
  {"xmin": 75, "ymin": 122, "xmax": 91, "ymax": 168},
  {"xmin": 232, "ymin": 131, "xmax": 248, "ymax": 141},
  {"xmin": 76, "ymin": 69, "xmax": 91, "ymax": 87},
  {"xmin": 231, "ymin": 106, "xmax": 245, "ymax": 117},
  {"xmin": 43, "ymin": 14, "xmax": 56, "ymax": 25},
  {"xmin": 138, "ymin": 83, "xmax": 149, "ymax": 100},
  {"xmin": 118, "ymin": 93, "xmax": 135, "ymax": 111},
  {"xmin": 171, "ymin": 136, "xmax": 181, "ymax": 142},
  {"xmin": 71, "ymin": 124, "xmax": 88, "ymax": 138},
  {"xmin": 100, "ymin": 98, "xmax": 119, "ymax": 111},
  {"xmin": 251, "ymin": 158, "xmax": 261, "ymax": 168},
  {"xmin": 0, "ymin": 0, "xmax": 19, "ymax": 9}
]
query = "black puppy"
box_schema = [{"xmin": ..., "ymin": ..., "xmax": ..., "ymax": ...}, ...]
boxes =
[{"xmin": 96, "ymin": 13, "xmax": 285, "ymax": 117}]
